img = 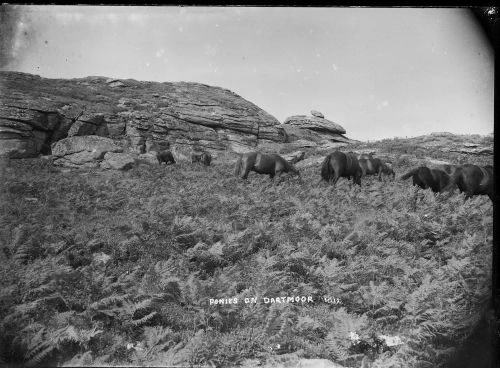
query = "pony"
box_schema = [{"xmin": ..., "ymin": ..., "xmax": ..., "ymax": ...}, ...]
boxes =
[
  {"xmin": 234, "ymin": 152, "xmax": 300, "ymax": 181},
  {"xmin": 321, "ymin": 151, "xmax": 362, "ymax": 185},
  {"xmin": 442, "ymin": 164, "xmax": 494, "ymax": 200},
  {"xmin": 156, "ymin": 150, "xmax": 176, "ymax": 165},
  {"xmin": 191, "ymin": 151, "xmax": 212, "ymax": 166},
  {"xmin": 358, "ymin": 158, "xmax": 395, "ymax": 181},
  {"xmin": 358, "ymin": 153, "xmax": 374, "ymax": 160},
  {"xmin": 400, "ymin": 166, "xmax": 451, "ymax": 193}
]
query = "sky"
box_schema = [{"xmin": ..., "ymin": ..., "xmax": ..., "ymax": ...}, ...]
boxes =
[{"xmin": 1, "ymin": 5, "xmax": 494, "ymax": 141}]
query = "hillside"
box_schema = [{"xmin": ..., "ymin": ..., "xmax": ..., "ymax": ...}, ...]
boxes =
[{"xmin": 0, "ymin": 134, "xmax": 494, "ymax": 367}]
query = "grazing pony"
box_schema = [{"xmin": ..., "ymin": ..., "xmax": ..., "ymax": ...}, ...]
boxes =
[
  {"xmin": 443, "ymin": 164, "xmax": 494, "ymax": 201},
  {"xmin": 156, "ymin": 150, "xmax": 176, "ymax": 165},
  {"xmin": 321, "ymin": 151, "xmax": 362, "ymax": 185},
  {"xmin": 358, "ymin": 158, "xmax": 396, "ymax": 181},
  {"xmin": 400, "ymin": 166, "xmax": 451, "ymax": 193},
  {"xmin": 234, "ymin": 152, "xmax": 300, "ymax": 181},
  {"xmin": 191, "ymin": 151, "xmax": 212, "ymax": 166},
  {"xmin": 358, "ymin": 153, "xmax": 374, "ymax": 160}
]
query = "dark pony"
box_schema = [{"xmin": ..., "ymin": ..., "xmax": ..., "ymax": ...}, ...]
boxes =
[
  {"xmin": 234, "ymin": 152, "xmax": 300, "ymax": 180},
  {"xmin": 321, "ymin": 151, "xmax": 362, "ymax": 185},
  {"xmin": 359, "ymin": 158, "xmax": 395, "ymax": 181},
  {"xmin": 156, "ymin": 150, "xmax": 176, "ymax": 165},
  {"xmin": 191, "ymin": 151, "xmax": 212, "ymax": 166},
  {"xmin": 400, "ymin": 166, "xmax": 451, "ymax": 193},
  {"xmin": 443, "ymin": 164, "xmax": 494, "ymax": 200}
]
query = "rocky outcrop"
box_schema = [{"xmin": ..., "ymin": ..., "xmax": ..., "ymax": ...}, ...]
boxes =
[
  {"xmin": 448, "ymin": 146, "xmax": 493, "ymax": 155},
  {"xmin": 283, "ymin": 112, "xmax": 346, "ymax": 135},
  {"xmin": 404, "ymin": 133, "xmax": 494, "ymax": 157},
  {"xmin": 282, "ymin": 111, "xmax": 355, "ymax": 148},
  {"xmin": 51, "ymin": 136, "xmax": 122, "ymax": 168},
  {"xmin": 0, "ymin": 71, "xmax": 286, "ymax": 160}
]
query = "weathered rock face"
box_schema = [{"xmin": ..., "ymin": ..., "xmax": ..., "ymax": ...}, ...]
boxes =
[
  {"xmin": 51, "ymin": 136, "xmax": 122, "ymax": 168},
  {"xmin": 0, "ymin": 71, "xmax": 286, "ymax": 159},
  {"xmin": 0, "ymin": 102, "xmax": 70, "ymax": 158},
  {"xmin": 67, "ymin": 113, "xmax": 109, "ymax": 137}
]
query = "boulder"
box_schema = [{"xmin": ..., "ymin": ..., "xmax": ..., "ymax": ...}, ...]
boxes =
[
  {"xmin": 137, "ymin": 151, "xmax": 159, "ymax": 165},
  {"xmin": 100, "ymin": 152, "xmax": 136, "ymax": 170},
  {"xmin": 51, "ymin": 136, "xmax": 122, "ymax": 168},
  {"xmin": 311, "ymin": 110, "xmax": 324, "ymax": 118},
  {"xmin": 281, "ymin": 120, "xmax": 355, "ymax": 147},
  {"xmin": 282, "ymin": 150, "xmax": 305, "ymax": 164},
  {"xmin": 283, "ymin": 114, "xmax": 346, "ymax": 135},
  {"xmin": 126, "ymin": 124, "xmax": 147, "ymax": 153}
]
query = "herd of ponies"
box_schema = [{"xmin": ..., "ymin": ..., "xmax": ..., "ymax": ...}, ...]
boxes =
[{"xmin": 155, "ymin": 149, "xmax": 494, "ymax": 201}]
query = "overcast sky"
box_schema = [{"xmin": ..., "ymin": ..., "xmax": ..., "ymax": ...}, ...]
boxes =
[{"xmin": 1, "ymin": 6, "xmax": 494, "ymax": 141}]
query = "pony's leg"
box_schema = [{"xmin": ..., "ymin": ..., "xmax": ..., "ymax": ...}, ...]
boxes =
[
  {"xmin": 242, "ymin": 168, "xmax": 250, "ymax": 179},
  {"xmin": 275, "ymin": 171, "xmax": 283, "ymax": 185},
  {"xmin": 332, "ymin": 174, "xmax": 340, "ymax": 186},
  {"xmin": 356, "ymin": 174, "xmax": 362, "ymax": 186}
]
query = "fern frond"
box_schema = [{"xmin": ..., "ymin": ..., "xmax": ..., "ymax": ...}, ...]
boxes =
[{"xmin": 132, "ymin": 311, "xmax": 157, "ymax": 326}]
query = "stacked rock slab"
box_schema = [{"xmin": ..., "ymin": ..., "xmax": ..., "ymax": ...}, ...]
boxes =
[{"xmin": 282, "ymin": 110, "xmax": 354, "ymax": 148}]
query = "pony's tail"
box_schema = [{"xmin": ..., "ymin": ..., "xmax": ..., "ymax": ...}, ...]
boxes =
[
  {"xmin": 400, "ymin": 168, "xmax": 418, "ymax": 181},
  {"xmin": 321, "ymin": 154, "xmax": 332, "ymax": 181},
  {"xmin": 234, "ymin": 155, "xmax": 242, "ymax": 177}
]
